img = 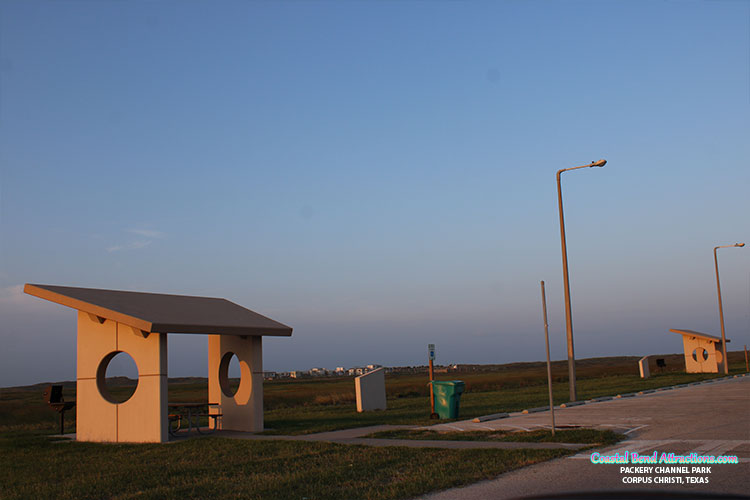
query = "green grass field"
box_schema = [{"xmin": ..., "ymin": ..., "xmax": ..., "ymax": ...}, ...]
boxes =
[
  {"xmin": 1, "ymin": 353, "xmax": 746, "ymax": 499},
  {"xmin": 0, "ymin": 432, "xmax": 571, "ymax": 500},
  {"xmin": 4, "ymin": 352, "xmax": 741, "ymax": 434}
]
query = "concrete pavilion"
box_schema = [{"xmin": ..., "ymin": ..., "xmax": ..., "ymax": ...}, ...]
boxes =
[
  {"xmin": 670, "ymin": 328, "xmax": 729, "ymax": 374},
  {"xmin": 24, "ymin": 284, "xmax": 292, "ymax": 443}
]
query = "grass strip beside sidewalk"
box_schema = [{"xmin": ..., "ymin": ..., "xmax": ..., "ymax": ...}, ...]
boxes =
[{"xmin": 1, "ymin": 431, "xmax": 573, "ymax": 500}]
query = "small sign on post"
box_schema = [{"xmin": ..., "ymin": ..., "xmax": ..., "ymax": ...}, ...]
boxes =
[{"xmin": 428, "ymin": 344, "xmax": 437, "ymax": 418}]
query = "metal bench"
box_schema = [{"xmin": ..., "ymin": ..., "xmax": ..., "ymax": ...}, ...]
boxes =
[
  {"xmin": 168, "ymin": 413, "xmax": 182, "ymax": 436},
  {"xmin": 43, "ymin": 385, "xmax": 75, "ymax": 435}
]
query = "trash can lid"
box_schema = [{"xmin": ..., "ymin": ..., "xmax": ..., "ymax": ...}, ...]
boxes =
[{"xmin": 430, "ymin": 380, "xmax": 464, "ymax": 386}]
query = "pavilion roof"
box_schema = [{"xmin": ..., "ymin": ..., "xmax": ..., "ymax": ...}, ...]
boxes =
[
  {"xmin": 669, "ymin": 328, "xmax": 728, "ymax": 343},
  {"xmin": 24, "ymin": 283, "xmax": 293, "ymax": 337}
]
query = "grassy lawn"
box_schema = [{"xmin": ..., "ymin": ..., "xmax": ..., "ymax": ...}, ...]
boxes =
[
  {"xmin": 2, "ymin": 355, "xmax": 745, "ymax": 436},
  {"xmin": 366, "ymin": 428, "xmax": 624, "ymax": 446},
  {"xmin": 2, "ymin": 368, "xmax": 736, "ymax": 436},
  {"xmin": 261, "ymin": 368, "xmax": 740, "ymax": 435},
  {"xmin": 0, "ymin": 355, "xmax": 746, "ymax": 500},
  {"xmin": 0, "ymin": 432, "xmax": 571, "ymax": 500}
]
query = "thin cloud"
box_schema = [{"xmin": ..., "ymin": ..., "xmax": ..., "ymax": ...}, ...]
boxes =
[
  {"xmin": 106, "ymin": 240, "xmax": 153, "ymax": 253},
  {"xmin": 106, "ymin": 227, "xmax": 164, "ymax": 253},
  {"xmin": 0, "ymin": 284, "xmax": 50, "ymax": 313},
  {"xmin": 128, "ymin": 228, "xmax": 165, "ymax": 239},
  {"xmin": 0, "ymin": 284, "xmax": 26, "ymax": 305}
]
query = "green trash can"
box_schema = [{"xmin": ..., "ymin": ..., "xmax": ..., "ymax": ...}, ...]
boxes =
[{"xmin": 430, "ymin": 380, "xmax": 465, "ymax": 419}]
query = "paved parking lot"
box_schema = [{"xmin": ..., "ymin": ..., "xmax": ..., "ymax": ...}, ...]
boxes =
[{"xmin": 418, "ymin": 375, "xmax": 750, "ymax": 499}]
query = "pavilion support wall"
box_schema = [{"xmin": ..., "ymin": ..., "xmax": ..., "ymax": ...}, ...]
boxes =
[
  {"xmin": 208, "ymin": 334, "xmax": 263, "ymax": 432},
  {"xmin": 681, "ymin": 336, "xmax": 724, "ymax": 373},
  {"xmin": 76, "ymin": 312, "xmax": 168, "ymax": 443}
]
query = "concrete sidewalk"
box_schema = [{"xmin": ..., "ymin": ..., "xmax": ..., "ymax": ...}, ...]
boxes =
[
  {"xmin": 217, "ymin": 424, "xmax": 588, "ymax": 450},
  {"xmin": 416, "ymin": 375, "xmax": 750, "ymax": 499},
  {"xmin": 427, "ymin": 374, "xmax": 748, "ymax": 438},
  {"xmin": 218, "ymin": 375, "xmax": 747, "ymax": 454}
]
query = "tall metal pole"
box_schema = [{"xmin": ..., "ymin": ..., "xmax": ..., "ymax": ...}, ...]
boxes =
[
  {"xmin": 556, "ymin": 169, "xmax": 576, "ymax": 402},
  {"xmin": 556, "ymin": 160, "xmax": 606, "ymax": 402},
  {"xmin": 540, "ymin": 281, "xmax": 555, "ymax": 436},
  {"xmin": 429, "ymin": 358, "xmax": 435, "ymax": 415},
  {"xmin": 714, "ymin": 243, "xmax": 745, "ymax": 375},
  {"xmin": 714, "ymin": 247, "xmax": 728, "ymax": 375}
]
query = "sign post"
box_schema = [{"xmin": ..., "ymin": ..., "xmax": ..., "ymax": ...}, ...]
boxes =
[
  {"xmin": 428, "ymin": 344, "xmax": 437, "ymax": 418},
  {"xmin": 540, "ymin": 281, "xmax": 556, "ymax": 436}
]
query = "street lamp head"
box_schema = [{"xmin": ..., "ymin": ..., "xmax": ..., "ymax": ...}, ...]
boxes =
[
  {"xmin": 736, "ymin": 243, "xmax": 745, "ymax": 247},
  {"xmin": 591, "ymin": 159, "xmax": 607, "ymax": 167}
]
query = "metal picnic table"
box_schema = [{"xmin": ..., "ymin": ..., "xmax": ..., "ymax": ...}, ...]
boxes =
[{"xmin": 168, "ymin": 402, "xmax": 221, "ymax": 436}]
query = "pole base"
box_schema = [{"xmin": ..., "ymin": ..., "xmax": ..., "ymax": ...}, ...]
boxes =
[{"xmin": 430, "ymin": 413, "xmax": 439, "ymax": 420}]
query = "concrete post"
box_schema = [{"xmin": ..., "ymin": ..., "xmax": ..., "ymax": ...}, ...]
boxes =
[
  {"xmin": 76, "ymin": 311, "xmax": 168, "ymax": 443},
  {"xmin": 208, "ymin": 335, "xmax": 263, "ymax": 432}
]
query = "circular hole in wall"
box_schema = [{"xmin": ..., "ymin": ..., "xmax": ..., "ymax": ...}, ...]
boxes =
[
  {"xmin": 219, "ymin": 352, "xmax": 241, "ymax": 397},
  {"xmin": 691, "ymin": 348, "xmax": 709, "ymax": 362},
  {"xmin": 97, "ymin": 351, "xmax": 139, "ymax": 404}
]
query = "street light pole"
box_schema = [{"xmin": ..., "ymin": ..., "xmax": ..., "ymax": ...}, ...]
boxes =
[
  {"xmin": 713, "ymin": 242, "xmax": 745, "ymax": 375},
  {"xmin": 556, "ymin": 159, "xmax": 606, "ymax": 402}
]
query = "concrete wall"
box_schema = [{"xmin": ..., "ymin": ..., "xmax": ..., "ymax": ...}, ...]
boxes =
[
  {"xmin": 75, "ymin": 315, "xmax": 268, "ymax": 440},
  {"xmin": 638, "ymin": 356, "xmax": 650, "ymax": 379},
  {"xmin": 76, "ymin": 312, "xmax": 168, "ymax": 443},
  {"xmin": 682, "ymin": 337, "xmax": 723, "ymax": 373},
  {"xmin": 355, "ymin": 367, "xmax": 386, "ymax": 412},
  {"xmin": 208, "ymin": 335, "xmax": 263, "ymax": 432}
]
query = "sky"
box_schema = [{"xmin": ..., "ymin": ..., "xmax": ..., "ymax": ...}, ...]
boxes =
[{"xmin": 1, "ymin": 0, "xmax": 748, "ymax": 387}]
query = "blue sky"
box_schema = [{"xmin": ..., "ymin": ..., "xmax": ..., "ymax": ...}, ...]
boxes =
[{"xmin": 1, "ymin": 1, "xmax": 748, "ymax": 387}]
